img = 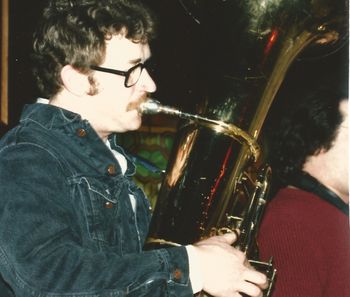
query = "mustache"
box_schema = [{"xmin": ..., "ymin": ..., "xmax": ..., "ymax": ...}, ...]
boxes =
[{"xmin": 126, "ymin": 94, "xmax": 149, "ymax": 112}]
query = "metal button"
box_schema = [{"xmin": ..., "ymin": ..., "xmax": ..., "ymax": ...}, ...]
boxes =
[
  {"xmin": 104, "ymin": 201, "xmax": 113, "ymax": 209},
  {"xmin": 173, "ymin": 268, "xmax": 182, "ymax": 280},
  {"xmin": 107, "ymin": 164, "xmax": 117, "ymax": 175},
  {"xmin": 76, "ymin": 128, "xmax": 87, "ymax": 137}
]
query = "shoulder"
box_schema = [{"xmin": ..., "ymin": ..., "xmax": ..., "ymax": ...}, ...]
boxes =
[
  {"xmin": 0, "ymin": 128, "xmax": 70, "ymax": 186},
  {"xmin": 259, "ymin": 188, "xmax": 338, "ymax": 244},
  {"xmin": 259, "ymin": 187, "xmax": 349, "ymax": 245},
  {"xmin": 264, "ymin": 187, "xmax": 339, "ymax": 217},
  {"xmin": 0, "ymin": 127, "xmax": 63, "ymax": 164}
]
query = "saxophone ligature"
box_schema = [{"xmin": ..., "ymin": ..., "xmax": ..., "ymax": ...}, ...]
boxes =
[{"xmin": 142, "ymin": 0, "xmax": 347, "ymax": 296}]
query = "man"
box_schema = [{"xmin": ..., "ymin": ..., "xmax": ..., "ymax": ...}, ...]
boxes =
[
  {"xmin": 258, "ymin": 83, "xmax": 349, "ymax": 296},
  {"xmin": 0, "ymin": 1, "xmax": 267, "ymax": 296}
]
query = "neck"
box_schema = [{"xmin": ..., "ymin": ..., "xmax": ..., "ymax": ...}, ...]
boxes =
[
  {"xmin": 301, "ymin": 170, "xmax": 349, "ymax": 204},
  {"xmin": 291, "ymin": 172, "xmax": 349, "ymax": 216},
  {"xmin": 49, "ymin": 92, "xmax": 110, "ymax": 142},
  {"xmin": 303, "ymin": 153, "xmax": 348, "ymax": 204}
]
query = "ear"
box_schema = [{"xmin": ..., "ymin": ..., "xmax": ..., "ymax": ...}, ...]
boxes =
[
  {"xmin": 60, "ymin": 65, "xmax": 91, "ymax": 96},
  {"xmin": 314, "ymin": 147, "xmax": 327, "ymax": 156}
]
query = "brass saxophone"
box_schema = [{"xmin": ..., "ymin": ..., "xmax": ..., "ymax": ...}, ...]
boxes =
[{"xmin": 142, "ymin": 0, "xmax": 347, "ymax": 296}]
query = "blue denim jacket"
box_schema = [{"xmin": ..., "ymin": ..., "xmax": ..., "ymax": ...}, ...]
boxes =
[{"xmin": 0, "ymin": 103, "xmax": 192, "ymax": 297}]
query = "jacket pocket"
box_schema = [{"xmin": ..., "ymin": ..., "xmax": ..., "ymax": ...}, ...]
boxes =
[{"xmin": 70, "ymin": 175, "xmax": 126, "ymax": 251}]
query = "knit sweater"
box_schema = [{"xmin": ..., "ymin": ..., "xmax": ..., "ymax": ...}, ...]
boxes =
[{"xmin": 258, "ymin": 187, "xmax": 350, "ymax": 297}]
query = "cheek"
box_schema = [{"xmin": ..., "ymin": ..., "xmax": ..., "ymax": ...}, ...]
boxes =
[
  {"xmin": 337, "ymin": 133, "xmax": 348, "ymax": 161},
  {"xmin": 98, "ymin": 75, "xmax": 129, "ymax": 99},
  {"xmin": 102, "ymin": 86, "xmax": 133, "ymax": 110}
]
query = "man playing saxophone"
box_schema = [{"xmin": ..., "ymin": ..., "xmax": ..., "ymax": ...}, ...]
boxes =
[{"xmin": 0, "ymin": 1, "xmax": 267, "ymax": 296}]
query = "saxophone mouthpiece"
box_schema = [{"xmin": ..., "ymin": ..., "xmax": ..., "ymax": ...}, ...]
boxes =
[
  {"xmin": 138, "ymin": 98, "xmax": 162, "ymax": 115},
  {"xmin": 139, "ymin": 98, "xmax": 182, "ymax": 116}
]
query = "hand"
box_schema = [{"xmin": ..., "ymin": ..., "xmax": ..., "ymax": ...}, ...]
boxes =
[{"xmin": 193, "ymin": 232, "xmax": 267, "ymax": 297}]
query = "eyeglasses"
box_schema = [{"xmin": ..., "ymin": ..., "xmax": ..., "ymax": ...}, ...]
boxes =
[{"xmin": 90, "ymin": 63, "xmax": 147, "ymax": 88}]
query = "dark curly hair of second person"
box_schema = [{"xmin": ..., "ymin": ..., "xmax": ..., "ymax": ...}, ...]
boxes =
[{"xmin": 266, "ymin": 83, "xmax": 347, "ymax": 186}]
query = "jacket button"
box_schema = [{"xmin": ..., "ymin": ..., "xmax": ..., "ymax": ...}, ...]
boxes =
[
  {"xmin": 107, "ymin": 164, "xmax": 117, "ymax": 175},
  {"xmin": 76, "ymin": 128, "xmax": 87, "ymax": 137},
  {"xmin": 173, "ymin": 268, "xmax": 182, "ymax": 280},
  {"xmin": 104, "ymin": 201, "xmax": 113, "ymax": 209}
]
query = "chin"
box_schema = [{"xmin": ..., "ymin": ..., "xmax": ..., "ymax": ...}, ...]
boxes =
[
  {"xmin": 127, "ymin": 124, "xmax": 141, "ymax": 132},
  {"xmin": 128, "ymin": 116, "xmax": 143, "ymax": 131}
]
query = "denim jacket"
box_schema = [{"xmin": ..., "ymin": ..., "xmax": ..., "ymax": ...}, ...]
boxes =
[{"xmin": 0, "ymin": 103, "xmax": 192, "ymax": 297}]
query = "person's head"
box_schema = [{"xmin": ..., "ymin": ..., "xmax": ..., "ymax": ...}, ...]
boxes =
[
  {"xmin": 303, "ymin": 98, "xmax": 348, "ymax": 202},
  {"xmin": 267, "ymin": 83, "xmax": 348, "ymax": 201},
  {"xmin": 32, "ymin": 0, "xmax": 157, "ymax": 138}
]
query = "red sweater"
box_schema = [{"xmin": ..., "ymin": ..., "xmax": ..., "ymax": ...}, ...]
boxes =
[{"xmin": 258, "ymin": 187, "xmax": 350, "ymax": 297}]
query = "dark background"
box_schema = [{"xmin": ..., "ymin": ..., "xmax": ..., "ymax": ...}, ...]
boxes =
[{"xmin": 1, "ymin": 0, "xmax": 348, "ymax": 135}]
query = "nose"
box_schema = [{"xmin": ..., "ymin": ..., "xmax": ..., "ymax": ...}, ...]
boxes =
[{"xmin": 137, "ymin": 69, "xmax": 157, "ymax": 93}]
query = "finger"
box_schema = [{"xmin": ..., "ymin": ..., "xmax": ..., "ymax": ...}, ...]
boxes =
[
  {"xmin": 243, "ymin": 269, "xmax": 268, "ymax": 287},
  {"xmin": 196, "ymin": 232, "xmax": 237, "ymax": 245},
  {"xmin": 238, "ymin": 281, "xmax": 263, "ymax": 297},
  {"xmin": 220, "ymin": 231, "xmax": 239, "ymax": 244}
]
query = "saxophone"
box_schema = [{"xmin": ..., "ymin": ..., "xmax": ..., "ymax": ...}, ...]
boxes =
[{"xmin": 142, "ymin": 0, "xmax": 347, "ymax": 296}]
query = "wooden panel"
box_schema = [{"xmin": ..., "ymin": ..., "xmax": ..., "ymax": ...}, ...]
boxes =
[{"xmin": 1, "ymin": 0, "xmax": 9, "ymax": 127}]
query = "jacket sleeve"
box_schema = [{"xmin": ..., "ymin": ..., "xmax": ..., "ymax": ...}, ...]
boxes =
[{"xmin": 0, "ymin": 143, "xmax": 193, "ymax": 297}]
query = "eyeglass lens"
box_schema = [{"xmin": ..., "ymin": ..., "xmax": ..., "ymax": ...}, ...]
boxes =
[{"xmin": 127, "ymin": 65, "xmax": 143, "ymax": 87}]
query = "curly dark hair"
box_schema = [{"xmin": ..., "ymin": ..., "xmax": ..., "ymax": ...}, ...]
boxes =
[
  {"xmin": 265, "ymin": 82, "xmax": 347, "ymax": 185},
  {"xmin": 32, "ymin": 0, "xmax": 157, "ymax": 98}
]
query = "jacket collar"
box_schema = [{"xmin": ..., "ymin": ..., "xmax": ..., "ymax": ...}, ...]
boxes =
[{"xmin": 20, "ymin": 103, "xmax": 136, "ymax": 176}]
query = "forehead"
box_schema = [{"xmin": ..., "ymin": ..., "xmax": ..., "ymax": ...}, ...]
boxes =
[{"xmin": 103, "ymin": 34, "xmax": 151, "ymax": 66}]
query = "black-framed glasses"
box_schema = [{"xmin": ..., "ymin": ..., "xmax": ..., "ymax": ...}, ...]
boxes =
[{"xmin": 90, "ymin": 63, "xmax": 147, "ymax": 88}]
